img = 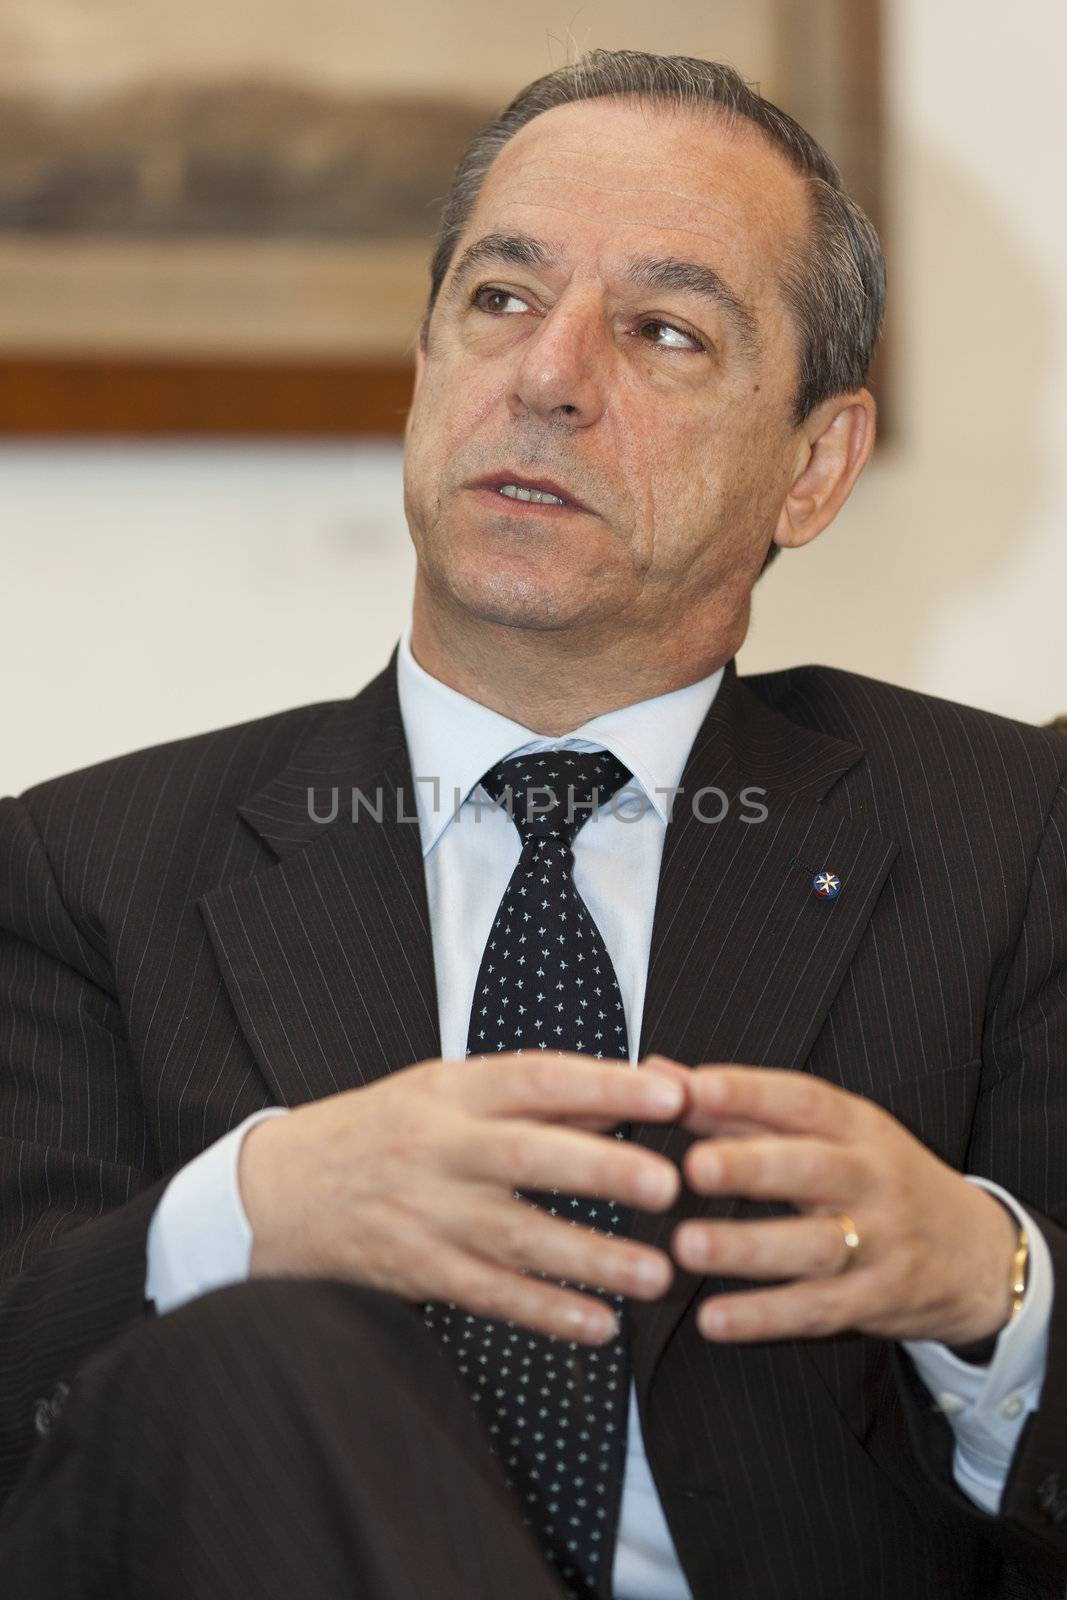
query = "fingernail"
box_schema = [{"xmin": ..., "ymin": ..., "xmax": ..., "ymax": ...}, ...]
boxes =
[
  {"xmin": 696, "ymin": 1149, "xmax": 722, "ymax": 1186},
  {"xmin": 643, "ymin": 1078, "xmax": 683, "ymax": 1111},
  {"xmin": 565, "ymin": 1305, "xmax": 615, "ymax": 1341},
  {"xmin": 591, "ymin": 1310, "xmax": 619, "ymax": 1341},
  {"xmin": 637, "ymin": 1164, "xmax": 675, "ymax": 1206},
  {"xmin": 635, "ymin": 1255, "xmax": 669, "ymax": 1292},
  {"xmin": 674, "ymin": 1225, "xmax": 702, "ymax": 1266},
  {"xmin": 702, "ymin": 1074, "xmax": 729, "ymax": 1106},
  {"xmin": 701, "ymin": 1304, "xmax": 728, "ymax": 1337},
  {"xmin": 569, "ymin": 1306, "xmax": 615, "ymax": 1340}
]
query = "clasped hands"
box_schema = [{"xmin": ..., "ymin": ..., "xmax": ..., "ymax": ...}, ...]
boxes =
[
  {"xmin": 642, "ymin": 1055, "xmax": 1019, "ymax": 1351},
  {"xmin": 239, "ymin": 1050, "xmax": 1020, "ymax": 1352}
]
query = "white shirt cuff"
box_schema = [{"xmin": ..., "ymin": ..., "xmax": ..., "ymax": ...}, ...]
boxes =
[
  {"xmin": 902, "ymin": 1176, "xmax": 1052, "ymax": 1513},
  {"xmin": 145, "ymin": 1107, "xmax": 291, "ymax": 1316}
]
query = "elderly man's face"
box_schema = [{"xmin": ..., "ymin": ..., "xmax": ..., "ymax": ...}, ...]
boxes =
[{"xmin": 403, "ymin": 97, "xmax": 817, "ymax": 646}]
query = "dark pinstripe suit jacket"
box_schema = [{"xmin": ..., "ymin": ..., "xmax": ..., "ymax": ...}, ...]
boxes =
[{"xmin": 2, "ymin": 652, "xmax": 1066, "ymax": 1598}]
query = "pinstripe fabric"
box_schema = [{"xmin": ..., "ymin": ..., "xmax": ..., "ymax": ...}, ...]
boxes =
[
  {"xmin": 1, "ymin": 652, "xmax": 1065, "ymax": 1598},
  {"xmin": 0, "ymin": 1278, "xmax": 566, "ymax": 1599}
]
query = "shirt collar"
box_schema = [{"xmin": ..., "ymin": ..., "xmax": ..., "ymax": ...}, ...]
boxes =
[{"xmin": 395, "ymin": 621, "xmax": 725, "ymax": 856}]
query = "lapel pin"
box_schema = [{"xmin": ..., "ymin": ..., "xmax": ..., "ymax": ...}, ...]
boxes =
[{"xmin": 813, "ymin": 871, "xmax": 842, "ymax": 900}]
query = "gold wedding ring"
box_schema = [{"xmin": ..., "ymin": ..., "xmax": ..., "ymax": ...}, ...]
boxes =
[{"xmin": 830, "ymin": 1212, "xmax": 861, "ymax": 1272}]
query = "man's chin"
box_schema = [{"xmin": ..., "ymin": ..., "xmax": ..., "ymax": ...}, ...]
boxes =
[
  {"xmin": 457, "ymin": 592, "xmax": 585, "ymax": 634},
  {"xmin": 439, "ymin": 570, "xmax": 600, "ymax": 633}
]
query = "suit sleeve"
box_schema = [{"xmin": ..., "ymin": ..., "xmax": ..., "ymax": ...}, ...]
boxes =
[
  {"xmin": 893, "ymin": 767, "xmax": 1067, "ymax": 1574},
  {"xmin": 146, "ymin": 1108, "xmax": 288, "ymax": 1314},
  {"xmin": 0, "ymin": 795, "xmax": 170, "ymax": 1510},
  {"xmin": 903, "ymin": 1179, "xmax": 1051, "ymax": 1511}
]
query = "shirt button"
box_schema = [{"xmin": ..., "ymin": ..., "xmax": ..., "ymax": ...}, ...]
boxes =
[
  {"xmin": 936, "ymin": 1391, "xmax": 967, "ymax": 1415},
  {"xmin": 999, "ymin": 1393, "xmax": 1025, "ymax": 1420}
]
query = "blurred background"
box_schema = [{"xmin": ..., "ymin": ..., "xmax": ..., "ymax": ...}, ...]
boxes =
[{"xmin": 1, "ymin": 0, "xmax": 1064, "ymax": 794}]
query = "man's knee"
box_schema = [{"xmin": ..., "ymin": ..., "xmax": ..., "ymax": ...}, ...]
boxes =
[
  {"xmin": 153, "ymin": 1276, "xmax": 420, "ymax": 1355},
  {"xmin": 53, "ymin": 1276, "xmax": 438, "ymax": 1450},
  {"xmin": 0, "ymin": 1280, "xmax": 465, "ymax": 1599},
  {"xmin": 132, "ymin": 1276, "xmax": 433, "ymax": 1394}
]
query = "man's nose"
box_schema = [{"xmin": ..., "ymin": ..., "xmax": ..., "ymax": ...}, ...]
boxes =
[{"xmin": 506, "ymin": 296, "xmax": 609, "ymax": 428}]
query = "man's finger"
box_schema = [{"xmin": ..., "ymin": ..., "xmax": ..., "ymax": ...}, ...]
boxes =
[
  {"xmin": 469, "ymin": 1052, "xmax": 685, "ymax": 1123},
  {"xmin": 675, "ymin": 1115, "xmax": 779, "ymax": 1140},
  {"xmin": 695, "ymin": 1278, "xmax": 864, "ymax": 1343},
  {"xmin": 640, "ymin": 1055, "xmax": 691, "ymax": 1089},
  {"xmin": 683, "ymin": 1135, "xmax": 865, "ymax": 1205},
  {"xmin": 460, "ymin": 1120, "xmax": 681, "ymax": 1212},
  {"xmin": 461, "ymin": 1196, "xmax": 674, "ymax": 1301},
  {"xmin": 683, "ymin": 1065, "xmax": 864, "ymax": 1139},
  {"xmin": 673, "ymin": 1214, "xmax": 861, "ymax": 1280},
  {"xmin": 425, "ymin": 1243, "xmax": 621, "ymax": 1346}
]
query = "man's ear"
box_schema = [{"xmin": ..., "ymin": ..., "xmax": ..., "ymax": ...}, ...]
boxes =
[
  {"xmin": 404, "ymin": 336, "xmax": 427, "ymax": 444},
  {"xmin": 771, "ymin": 389, "xmax": 877, "ymax": 552}
]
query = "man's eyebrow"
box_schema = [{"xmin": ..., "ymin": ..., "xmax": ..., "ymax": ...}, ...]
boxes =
[
  {"xmin": 623, "ymin": 256, "xmax": 760, "ymax": 353},
  {"xmin": 444, "ymin": 232, "xmax": 563, "ymax": 301},
  {"xmin": 444, "ymin": 231, "xmax": 760, "ymax": 353}
]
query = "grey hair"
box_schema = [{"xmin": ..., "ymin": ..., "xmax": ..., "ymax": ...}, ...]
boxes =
[{"xmin": 421, "ymin": 49, "xmax": 886, "ymax": 427}]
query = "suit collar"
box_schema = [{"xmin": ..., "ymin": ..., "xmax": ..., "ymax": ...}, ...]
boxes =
[
  {"xmin": 235, "ymin": 651, "xmax": 408, "ymax": 860},
  {"xmin": 232, "ymin": 649, "xmax": 854, "ymax": 862},
  {"xmin": 394, "ymin": 623, "xmax": 727, "ymax": 849}
]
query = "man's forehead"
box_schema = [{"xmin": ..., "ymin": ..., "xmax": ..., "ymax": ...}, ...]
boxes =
[{"xmin": 469, "ymin": 99, "xmax": 806, "ymax": 276}]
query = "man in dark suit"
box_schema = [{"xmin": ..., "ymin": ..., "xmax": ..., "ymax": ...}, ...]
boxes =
[{"xmin": 0, "ymin": 48, "xmax": 1064, "ymax": 1600}]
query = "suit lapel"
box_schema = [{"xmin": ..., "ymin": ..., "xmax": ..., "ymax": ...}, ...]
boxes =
[
  {"xmin": 199, "ymin": 653, "xmax": 441, "ymax": 1107},
  {"xmin": 629, "ymin": 662, "xmax": 898, "ymax": 1404}
]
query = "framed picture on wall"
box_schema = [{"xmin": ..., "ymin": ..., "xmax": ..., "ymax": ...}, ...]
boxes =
[{"xmin": 0, "ymin": 0, "xmax": 884, "ymax": 435}]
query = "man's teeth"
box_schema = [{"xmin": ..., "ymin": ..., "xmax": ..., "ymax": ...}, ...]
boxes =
[{"xmin": 497, "ymin": 483, "xmax": 565, "ymax": 505}]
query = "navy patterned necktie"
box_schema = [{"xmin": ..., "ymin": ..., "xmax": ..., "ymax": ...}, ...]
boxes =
[{"xmin": 422, "ymin": 748, "xmax": 635, "ymax": 1600}]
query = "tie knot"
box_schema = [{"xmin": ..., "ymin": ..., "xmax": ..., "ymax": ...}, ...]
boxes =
[{"xmin": 479, "ymin": 749, "xmax": 634, "ymax": 848}]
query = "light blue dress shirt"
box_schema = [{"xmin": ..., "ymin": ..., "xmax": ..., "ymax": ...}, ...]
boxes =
[{"xmin": 147, "ymin": 628, "xmax": 1051, "ymax": 1597}]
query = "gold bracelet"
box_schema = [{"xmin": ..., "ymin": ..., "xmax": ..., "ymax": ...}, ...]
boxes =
[{"xmin": 1009, "ymin": 1224, "xmax": 1030, "ymax": 1321}]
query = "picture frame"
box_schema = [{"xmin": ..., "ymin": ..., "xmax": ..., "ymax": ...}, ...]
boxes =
[{"xmin": 0, "ymin": 0, "xmax": 883, "ymax": 436}]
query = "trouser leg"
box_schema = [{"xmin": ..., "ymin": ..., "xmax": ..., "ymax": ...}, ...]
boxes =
[{"xmin": 0, "ymin": 1277, "xmax": 566, "ymax": 1600}]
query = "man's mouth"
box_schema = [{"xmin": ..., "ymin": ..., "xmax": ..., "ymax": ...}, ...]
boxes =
[
  {"xmin": 498, "ymin": 484, "xmax": 566, "ymax": 505},
  {"xmin": 467, "ymin": 472, "xmax": 595, "ymax": 516}
]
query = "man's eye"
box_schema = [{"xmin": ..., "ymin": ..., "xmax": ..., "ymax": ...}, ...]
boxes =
[
  {"xmin": 468, "ymin": 290, "xmax": 704, "ymax": 351},
  {"xmin": 472, "ymin": 287, "xmax": 530, "ymax": 316},
  {"xmin": 637, "ymin": 320, "xmax": 704, "ymax": 352}
]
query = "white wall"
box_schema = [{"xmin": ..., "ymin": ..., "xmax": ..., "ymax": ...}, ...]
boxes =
[
  {"xmin": 0, "ymin": 442, "xmax": 415, "ymax": 792},
  {"xmin": 742, "ymin": 0, "xmax": 1067, "ymax": 722},
  {"xmin": 2, "ymin": 0, "xmax": 1065, "ymax": 796}
]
